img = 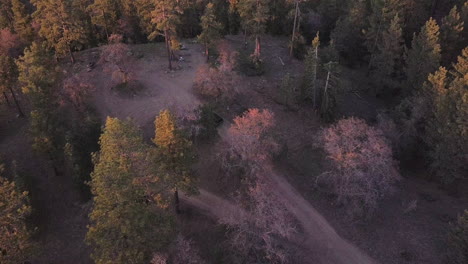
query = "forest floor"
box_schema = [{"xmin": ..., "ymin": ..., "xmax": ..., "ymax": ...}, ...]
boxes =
[{"xmin": 0, "ymin": 35, "xmax": 466, "ymax": 264}]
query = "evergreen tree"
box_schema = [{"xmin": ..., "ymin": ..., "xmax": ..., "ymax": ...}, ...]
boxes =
[
  {"xmin": 198, "ymin": 2, "xmax": 222, "ymax": 62},
  {"xmin": 405, "ymin": 18, "xmax": 441, "ymax": 94},
  {"xmin": 424, "ymin": 47, "xmax": 468, "ymax": 184},
  {"xmin": 365, "ymin": 0, "xmax": 406, "ymax": 69},
  {"xmin": 301, "ymin": 32, "xmax": 319, "ymax": 106},
  {"xmin": 153, "ymin": 110, "xmax": 197, "ymax": 214},
  {"xmin": 31, "ymin": 0, "xmax": 87, "ymax": 63},
  {"xmin": 320, "ymin": 61, "xmax": 339, "ymax": 122},
  {"xmin": 237, "ymin": 0, "xmax": 270, "ymax": 58},
  {"xmin": 17, "ymin": 42, "xmax": 62, "ymax": 174},
  {"xmin": 0, "ymin": 170, "xmax": 34, "ymax": 264},
  {"xmin": 87, "ymin": 0, "xmax": 120, "ymax": 39},
  {"xmin": 0, "ymin": 54, "xmax": 24, "ymax": 116},
  {"xmin": 87, "ymin": 117, "xmax": 174, "ymax": 264},
  {"xmin": 0, "ymin": 0, "xmax": 14, "ymax": 29},
  {"xmin": 11, "ymin": 0, "xmax": 34, "ymax": 43},
  {"xmin": 371, "ymin": 14, "xmax": 405, "ymax": 94},
  {"xmin": 331, "ymin": 0, "xmax": 367, "ymax": 62},
  {"xmin": 440, "ymin": 5, "xmax": 464, "ymax": 66}
]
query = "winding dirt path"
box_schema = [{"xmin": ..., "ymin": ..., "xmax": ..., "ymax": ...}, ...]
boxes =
[{"xmin": 181, "ymin": 172, "xmax": 376, "ymax": 264}]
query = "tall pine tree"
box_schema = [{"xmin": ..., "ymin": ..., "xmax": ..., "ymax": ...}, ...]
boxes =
[
  {"xmin": 198, "ymin": 2, "xmax": 222, "ymax": 62},
  {"xmin": 238, "ymin": 0, "xmax": 270, "ymax": 58},
  {"xmin": 440, "ymin": 5, "xmax": 464, "ymax": 66}
]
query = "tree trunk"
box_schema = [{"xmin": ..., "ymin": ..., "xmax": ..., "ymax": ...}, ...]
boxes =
[
  {"xmin": 68, "ymin": 45, "xmax": 75, "ymax": 64},
  {"xmin": 312, "ymin": 46, "xmax": 318, "ymax": 108},
  {"xmin": 102, "ymin": 9, "xmax": 109, "ymax": 40},
  {"xmin": 9, "ymin": 87, "xmax": 24, "ymax": 117},
  {"xmin": 2, "ymin": 92, "xmax": 11, "ymax": 106},
  {"xmin": 243, "ymin": 29, "xmax": 247, "ymax": 48},
  {"xmin": 205, "ymin": 44, "xmax": 209, "ymax": 62},
  {"xmin": 290, "ymin": 1, "xmax": 299, "ymax": 58},
  {"xmin": 165, "ymin": 30, "xmax": 173, "ymax": 70},
  {"xmin": 174, "ymin": 188, "xmax": 180, "ymax": 214},
  {"xmin": 254, "ymin": 35, "xmax": 261, "ymax": 58}
]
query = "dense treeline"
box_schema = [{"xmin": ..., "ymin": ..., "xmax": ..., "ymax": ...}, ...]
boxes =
[{"xmin": 0, "ymin": 0, "xmax": 467, "ymax": 263}]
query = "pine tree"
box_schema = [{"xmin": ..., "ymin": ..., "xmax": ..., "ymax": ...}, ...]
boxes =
[
  {"xmin": 440, "ymin": 5, "xmax": 464, "ymax": 66},
  {"xmin": 31, "ymin": 0, "xmax": 87, "ymax": 63},
  {"xmin": 153, "ymin": 110, "xmax": 197, "ymax": 214},
  {"xmin": 198, "ymin": 3, "xmax": 222, "ymax": 62},
  {"xmin": 87, "ymin": 0, "xmax": 120, "ymax": 39},
  {"xmin": 424, "ymin": 47, "xmax": 468, "ymax": 184},
  {"xmin": 320, "ymin": 61, "xmax": 339, "ymax": 122},
  {"xmin": 0, "ymin": 54, "xmax": 24, "ymax": 116},
  {"xmin": 371, "ymin": 14, "xmax": 405, "ymax": 94},
  {"xmin": 17, "ymin": 42, "xmax": 62, "ymax": 174},
  {"xmin": 87, "ymin": 117, "xmax": 175, "ymax": 264},
  {"xmin": 0, "ymin": 170, "xmax": 34, "ymax": 264},
  {"xmin": 301, "ymin": 32, "xmax": 319, "ymax": 106},
  {"xmin": 405, "ymin": 18, "xmax": 441, "ymax": 94},
  {"xmin": 366, "ymin": 0, "xmax": 406, "ymax": 69},
  {"xmin": 148, "ymin": 0, "xmax": 182, "ymax": 70},
  {"xmin": 237, "ymin": 0, "xmax": 270, "ymax": 58},
  {"xmin": 0, "ymin": 0, "xmax": 14, "ymax": 29},
  {"xmin": 11, "ymin": 0, "xmax": 34, "ymax": 43},
  {"xmin": 331, "ymin": 0, "xmax": 367, "ymax": 62}
]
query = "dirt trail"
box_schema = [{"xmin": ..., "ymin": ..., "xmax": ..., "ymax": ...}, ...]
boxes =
[{"xmin": 181, "ymin": 173, "xmax": 376, "ymax": 264}]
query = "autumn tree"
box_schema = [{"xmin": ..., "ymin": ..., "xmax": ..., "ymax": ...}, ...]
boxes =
[
  {"xmin": 404, "ymin": 18, "xmax": 441, "ymax": 94},
  {"xmin": 423, "ymin": 48, "xmax": 468, "ymax": 184},
  {"xmin": 221, "ymin": 108, "xmax": 278, "ymax": 178},
  {"xmin": 148, "ymin": 0, "xmax": 182, "ymax": 70},
  {"xmin": 153, "ymin": 110, "xmax": 197, "ymax": 213},
  {"xmin": 99, "ymin": 34, "xmax": 133, "ymax": 86},
  {"xmin": 198, "ymin": 2, "xmax": 223, "ymax": 62},
  {"xmin": 317, "ymin": 117, "xmax": 400, "ymax": 216},
  {"xmin": 0, "ymin": 54, "xmax": 24, "ymax": 116},
  {"xmin": 440, "ymin": 5, "xmax": 464, "ymax": 66},
  {"xmin": 0, "ymin": 171, "xmax": 34, "ymax": 264},
  {"xmin": 32, "ymin": 0, "xmax": 87, "ymax": 63},
  {"xmin": 370, "ymin": 14, "xmax": 405, "ymax": 94},
  {"xmin": 0, "ymin": 28, "xmax": 23, "ymax": 57},
  {"xmin": 87, "ymin": 117, "xmax": 175, "ymax": 264},
  {"xmin": 237, "ymin": 0, "xmax": 270, "ymax": 58},
  {"xmin": 11, "ymin": 0, "xmax": 34, "ymax": 44}
]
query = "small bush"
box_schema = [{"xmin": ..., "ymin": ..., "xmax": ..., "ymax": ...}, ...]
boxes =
[
  {"xmin": 196, "ymin": 103, "xmax": 221, "ymax": 140},
  {"xmin": 447, "ymin": 210, "xmax": 468, "ymax": 264},
  {"xmin": 237, "ymin": 51, "xmax": 264, "ymax": 76}
]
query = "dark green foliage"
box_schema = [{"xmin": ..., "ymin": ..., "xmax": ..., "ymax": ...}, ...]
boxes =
[
  {"xmin": 196, "ymin": 103, "xmax": 220, "ymax": 140},
  {"xmin": 237, "ymin": 49, "xmax": 264, "ymax": 76},
  {"xmin": 279, "ymin": 73, "xmax": 295, "ymax": 108},
  {"xmin": 447, "ymin": 210, "xmax": 468, "ymax": 263},
  {"xmin": 440, "ymin": 5, "xmax": 464, "ymax": 66}
]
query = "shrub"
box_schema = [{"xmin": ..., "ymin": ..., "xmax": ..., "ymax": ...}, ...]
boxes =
[
  {"xmin": 237, "ymin": 50, "xmax": 264, "ymax": 76},
  {"xmin": 196, "ymin": 103, "xmax": 221, "ymax": 140},
  {"xmin": 318, "ymin": 117, "xmax": 400, "ymax": 216},
  {"xmin": 447, "ymin": 210, "xmax": 468, "ymax": 263}
]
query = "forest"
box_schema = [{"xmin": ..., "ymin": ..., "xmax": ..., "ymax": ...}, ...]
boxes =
[{"xmin": 0, "ymin": 0, "xmax": 467, "ymax": 263}]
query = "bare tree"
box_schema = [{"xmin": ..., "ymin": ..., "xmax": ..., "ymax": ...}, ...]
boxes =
[
  {"xmin": 99, "ymin": 34, "xmax": 134, "ymax": 86},
  {"xmin": 317, "ymin": 117, "xmax": 400, "ymax": 216}
]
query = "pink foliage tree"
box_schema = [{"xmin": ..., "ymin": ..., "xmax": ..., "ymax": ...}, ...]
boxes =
[
  {"xmin": 318, "ymin": 117, "xmax": 400, "ymax": 216},
  {"xmin": 193, "ymin": 41, "xmax": 239, "ymax": 102},
  {"xmin": 221, "ymin": 108, "xmax": 278, "ymax": 178},
  {"xmin": 0, "ymin": 29, "xmax": 23, "ymax": 57},
  {"xmin": 61, "ymin": 75, "xmax": 95, "ymax": 113},
  {"xmin": 99, "ymin": 34, "xmax": 133, "ymax": 85}
]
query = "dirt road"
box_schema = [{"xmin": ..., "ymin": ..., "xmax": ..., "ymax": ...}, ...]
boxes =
[{"xmin": 181, "ymin": 172, "xmax": 376, "ymax": 264}]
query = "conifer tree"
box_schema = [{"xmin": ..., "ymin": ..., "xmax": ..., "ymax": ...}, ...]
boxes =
[
  {"xmin": 302, "ymin": 32, "xmax": 319, "ymax": 106},
  {"xmin": 366, "ymin": 0, "xmax": 406, "ymax": 69},
  {"xmin": 405, "ymin": 18, "xmax": 441, "ymax": 94},
  {"xmin": 31, "ymin": 0, "xmax": 87, "ymax": 63},
  {"xmin": 440, "ymin": 5, "xmax": 464, "ymax": 65},
  {"xmin": 87, "ymin": 0, "xmax": 120, "ymax": 39},
  {"xmin": 0, "ymin": 54, "xmax": 24, "ymax": 116},
  {"xmin": 198, "ymin": 3, "xmax": 222, "ymax": 62},
  {"xmin": 331, "ymin": 0, "xmax": 367, "ymax": 61},
  {"xmin": 371, "ymin": 14, "xmax": 404, "ymax": 93},
  {"xmin": 148, "ymin": 0, "xmax": 182, "ymax": 70},
  {"xmin": 0, "ymin": 0, "xmax": 14, "ymax": 29},
  {"xmin": 237, "ymin": 0, "xmax": 270, "ymax": 58},
  {"xmin": 11, "ymin": 0, "xmax": 34, "ymax": 43},
  {"xmin": 87, "ymin": 117, "xmax": 174, "ymax": 264},
  {"xmin": 17, "ymin": 42, "xmax": 62, "ymax": 174},
  {"xmin": 0, "ymin": 171, "xmax": 34, "ymax": 264},
  {"xmin": 424, "ymin": 47, "xmax": 468, "ymax": 184},
  {"xmin": 153, "ymin": 110, "xmax": 197, "ymax": 214}
]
